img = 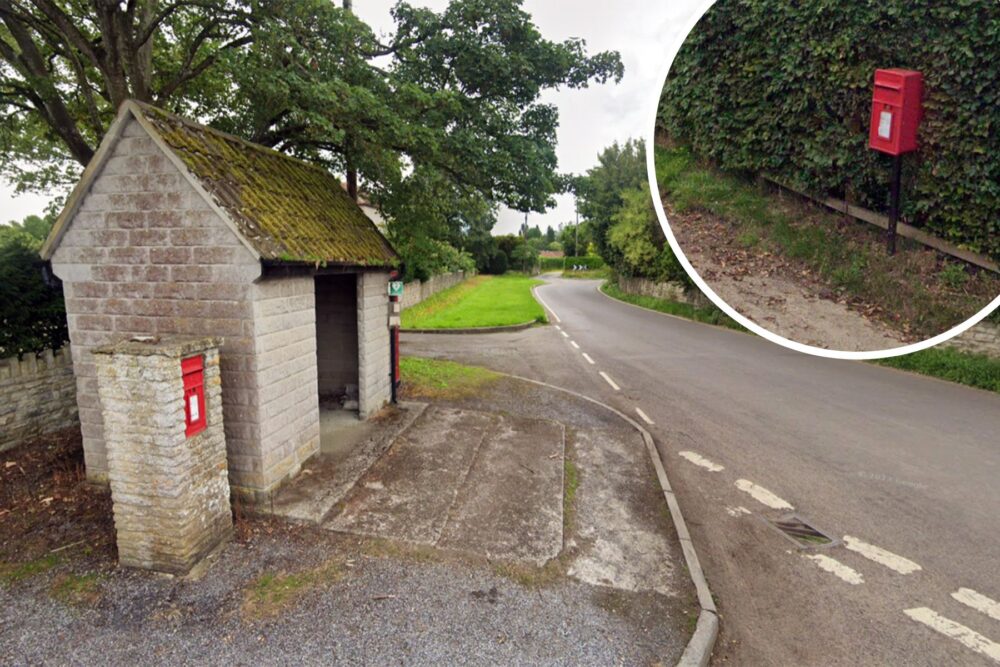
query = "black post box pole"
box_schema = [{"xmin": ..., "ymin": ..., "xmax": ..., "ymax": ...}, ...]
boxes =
[{"xmin": 887, "ymin": 154, "xmax": 902, "ymax": 255}]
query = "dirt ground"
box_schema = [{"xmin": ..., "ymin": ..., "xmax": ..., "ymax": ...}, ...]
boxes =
[{"xmin": 0, "ymin": 375, "xmax": 695, "ymax": 665}]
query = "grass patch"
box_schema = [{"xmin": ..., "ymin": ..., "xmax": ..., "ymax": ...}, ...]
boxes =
[
  {"xmin": 242, "ymin": 558, "xmax": 345, "ymax": 620},
  {"xmin": 402, "ymin": 274, "xmax": 546, "ymax": 329},
  {"xmin": 50, "ymin": 572, "xmax": 101, "ymax": 606},
  {"xmin": 0, "ymin": 553, "xmax": 60, "ymax": 583},
  {"xmin": 561, "ymin": 267, "xmax": 611, "ymax": 280},
  {"xmin": 400, "ymin": 357, "xmax": 499, "ymax": 399},
  {"xmin": 654, "ymin": 142, "xmax": 1000, "ymax": 339},
  {"xmin": 601, "ymin": 282, "xmax": 742, "ymax": 331},
  {"xmin": 873, "ymin": 347, "xmax": 1000, "ymax": 393}
]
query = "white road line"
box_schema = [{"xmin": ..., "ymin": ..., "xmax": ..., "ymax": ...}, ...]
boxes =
[
  {"xmin": 953, "ymin": 588, "xmax": 1000, "ymax": 623},
  {"xmin": 534, "ymin": 291, "xmax": 561, "ymax": 323},
  {"xmin": 735, "ymin": 479, "xmax": 793, "ymax": 510},
  {"xmin": 843, "ymin": 536, "xmax": 922, "ymax": 575},
  {"xmin": 599, "ymin": 371, "xmax": 620, "ymax": 391},
  {"xmin": 554, "ymin": 325, "xmax": 561, "ymax": 331},
  {"xmin": 582, "ymin": 353, "xmax": 595, "ymax": 365},
  {"xmin": 904, "ymin": 607, "xmax": 1000, "ymax": 663},
  {"xmin": 725, "ymin": 506, "xmax": 751, "ymax": 517},
  {"xmin": 678, "ymin": 451, "xmax": 724, "ymax": 472},
  {"xmin": 635, "ymin": 407, "xmax": 654, "ymax": 425},
  {"xmin": 560, "ymin": 330, "xmax": 569, "ymax": 339},
  {"xmin": 803, "ymin": 554, "xmax": 864, "ymax": 585},
  {"xmin": 570, "ymin": 341, "xmax": 580, "ymax": 349}
]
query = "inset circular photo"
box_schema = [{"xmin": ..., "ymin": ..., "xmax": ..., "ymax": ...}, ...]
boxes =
[{"xmin": 649, "ymin": 1, "xmax": 1000, "ymax": 357}]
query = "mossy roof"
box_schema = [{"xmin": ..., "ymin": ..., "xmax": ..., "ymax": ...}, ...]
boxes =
[{"xmin": 136, "ymin": 103, "xmax": 398, "ymax": 267}]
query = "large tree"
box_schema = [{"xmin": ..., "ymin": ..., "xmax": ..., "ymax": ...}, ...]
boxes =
[{"xmin": 0, "ymin": 0, "xmax": 622, "ymax": 234}]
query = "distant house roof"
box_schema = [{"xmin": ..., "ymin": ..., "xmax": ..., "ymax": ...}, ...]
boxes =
[
  {"xmin": 42, "ymin": 101, "xmax": 398, "ymax": 268},
  {"xmin": 540, "ymin": 250, "xmax": 564, "ymax": 258}
]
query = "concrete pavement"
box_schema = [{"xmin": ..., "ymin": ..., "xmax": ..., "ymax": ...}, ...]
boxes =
[{"xmin": 402, "ymin": 275, "xmax": 1000, "ymax": 666}]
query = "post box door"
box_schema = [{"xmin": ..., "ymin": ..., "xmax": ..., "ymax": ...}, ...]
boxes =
[{"xmin": 182, "ymin": 355, "xmax": 206, "ymax": 437}]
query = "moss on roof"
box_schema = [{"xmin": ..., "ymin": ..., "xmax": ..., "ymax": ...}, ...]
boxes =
[{"xmin": 136, "ymin": 103, "xmax": 398, "ymax": 267}]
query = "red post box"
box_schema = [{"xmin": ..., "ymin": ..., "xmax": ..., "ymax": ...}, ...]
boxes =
[
  {"xmin": 868, "ymin": 69, "xmax": 923, "ymax": 155},
  {"xmin": 182, "ymin": 355, "xmax": 206, "ymax": 437}
]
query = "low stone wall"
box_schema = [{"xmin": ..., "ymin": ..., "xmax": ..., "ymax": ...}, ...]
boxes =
[
  {"xmin": 615, "ymin": 276, "xmax": 709, "ymax": 308},
  {"xmin": 944, "ymin": 320, "xmax": 1000, "ymax": 358},
  {"xmin": 0, "ymin": 347, "xmax": 79, "ymax": 452},
  {"xmin": 400, "ymin": 271, "xmax": 470, "ymax": 311}
]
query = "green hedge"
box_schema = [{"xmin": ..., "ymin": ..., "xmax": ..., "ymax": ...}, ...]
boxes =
[
  {"xmin": 563, "ymin": 256, "xmax": 605, "ymax": 270},
  {"xmin": 540, "ymin": 256, "xmax": 565, "ymax": 270},
  {"xmin": 659, "ymin": 0, "xmax": 1000, "ymax": 261}
]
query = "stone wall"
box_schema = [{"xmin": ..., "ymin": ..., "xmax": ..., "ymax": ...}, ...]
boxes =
[
  {"xmin": 248, "ymin": 276, "xmax": 320, "ymax": 500},
  {"xmin": 50, "ymin": 116, "xmax": 263, "ymax": 488},
  {"xmin": 0, "ymin": 347, "xmax": 79, "ymax": 452},
  {"xmin": 400, "ymin": 271, "xmax": 469, "ymax": 311},
  {"xmin": 94, "ymin": 337, "xmax": 231, "ymax": 574},
  {"xmin": 357, "ymin": 271, "xmax": 392, "ymax": 418},
  {"xmin": 615, "ymin": 276, "xmax": 709, "ymax": 308},
  {"xmin": 944, "ymin": 320, "xmax": 1000, "ymax": 358}
]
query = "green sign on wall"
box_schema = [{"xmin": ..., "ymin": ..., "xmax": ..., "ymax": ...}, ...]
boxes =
[{"xmin": 388, "ymin": 281, "xmax": 404, "ymax": 297}]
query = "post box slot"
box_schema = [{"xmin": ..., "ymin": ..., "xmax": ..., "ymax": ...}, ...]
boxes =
[{"xmin": 182, "ymin": 355, "xmax": 206, "ymax": 437}]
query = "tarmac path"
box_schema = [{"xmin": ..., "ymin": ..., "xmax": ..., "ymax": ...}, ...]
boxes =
[{"xmin": 403, "ymin": 275, "xmax": 1000, "ymax": 666}]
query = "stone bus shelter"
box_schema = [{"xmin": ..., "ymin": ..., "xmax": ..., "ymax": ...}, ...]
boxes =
[{"xmin": 41, "ymin": 101, "xmax": 399, "ymax": 504}]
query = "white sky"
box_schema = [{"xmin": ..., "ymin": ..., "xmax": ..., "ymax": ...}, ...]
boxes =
[{"xmin": 0, "ymin": 0, "xmax": 704, "ymax": 234}]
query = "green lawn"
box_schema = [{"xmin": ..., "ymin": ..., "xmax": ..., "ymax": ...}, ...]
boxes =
[
  {"xmin": 401, "ymin": 274, "xmax": 546, "ymax": 329},
  {"xmin": 399, "ymin": 357, "xmax": 499, "ymax": 399}
]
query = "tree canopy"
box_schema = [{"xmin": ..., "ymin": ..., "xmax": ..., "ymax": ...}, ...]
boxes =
[{"xmin": 0, "ymin": 0, "xmax": 623, "ymax": 271}]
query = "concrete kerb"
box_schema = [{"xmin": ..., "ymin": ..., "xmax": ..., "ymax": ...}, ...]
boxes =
[
  {"xmin": 500, "ymin": 371, "xmax": 718, "ymax": 667},
  {"xmin": 402, "ymin": 321, "xmax": 538, "ymax": 335},
  {"xmin": 595, "ymin": 281, "xmax": 748, "ymax": 339}
]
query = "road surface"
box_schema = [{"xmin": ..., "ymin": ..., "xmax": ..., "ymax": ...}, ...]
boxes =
[{"xmin": 403, "ymin": 276, "xmax": 1000, "ymax": 666}]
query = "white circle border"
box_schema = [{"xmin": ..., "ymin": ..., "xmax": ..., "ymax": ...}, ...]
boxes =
[{"xmin": 644, "ymin": 0, "xmax": 1000, "ymax": 361}]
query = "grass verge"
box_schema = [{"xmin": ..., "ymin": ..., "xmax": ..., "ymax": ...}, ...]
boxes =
[
  {"xmin": 400, "ymin": 357, "xmax": 499, "ymax": 400},
  {"xmin": 655, "ymin": 142, "xmax": 1000, "ymax": 339},
  {"xmin": 601, "ymin": 281, "xmax": 742, "ymax": 331},
  {"xmin": 402, "ymin": 274, "xmax": 546, "ymax": 329},
  {"xmin": 561, "ymin": 267, "xmax": 611, "ymax": 280},
  {"xmin": 873, "ymin": 347, "xmax": 1000, "ymax": 393}
]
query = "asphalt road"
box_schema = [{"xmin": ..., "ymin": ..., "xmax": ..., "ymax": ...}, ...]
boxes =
[{"xmin": 404, "ymin": 276, "xmax": 1000, "ymax": 666}]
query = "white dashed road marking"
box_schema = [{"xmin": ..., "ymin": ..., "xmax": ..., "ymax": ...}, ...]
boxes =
[
  {"xmin": 582, "ymin": 353, "xmax": 595, "ymax": 365},
  {"xmin": 599, "ymin": 372, "xmax": 620, "ymax": 391},
  {"xmin": 842, "ymin": 535, "xmax": 922, "ymax": 575},
  {"xmin": 904, "ymin": 607, "xmax": 1000, "ymax": 663},
  {"xmin": 634, "ymin": 407, "xmax": 654, "ymax": 425},
  {"xmin": 725, "ymin": 506, "xmax": 751, "ymax": 517},
  {"xmin": 803, "ymin": 554, "xmax": 864, "ymax": 585},
  {"xmin": 554, "ymin": 325, "xmax": 561, "ymax": 330},
  {"xmin": 953, "ymin": 588, "xmax": 1000, "ymax": 623},
  {"xmin": 735, "ymin": 479, "xmax": 793, "ymax": 510},
  {"xmin": 560, "ymin": 331, "xmax": 569, "ymax": 339},
  {"xmin": 678, "ymin": 451, "xmax": 724, "ymax": 472},
  {"xmin": 535, "ymin": 291, "xmax": 561, "ymax": 323},
  {"xmin": 570, "ymin": 341, "xmax": 580, "ymax": 349}
]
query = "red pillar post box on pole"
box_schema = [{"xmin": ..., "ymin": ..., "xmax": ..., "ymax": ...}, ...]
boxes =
[{"xmin": 868, "ymin": 68, "xmax": 923, "ymax": 255}]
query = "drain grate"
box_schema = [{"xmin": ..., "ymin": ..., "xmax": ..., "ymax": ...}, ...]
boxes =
[{"xmin": 770, "ymin": 514, "xmax": 835, "ymax": 548}]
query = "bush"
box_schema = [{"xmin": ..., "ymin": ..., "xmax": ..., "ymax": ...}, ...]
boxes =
[
  {"xmin": 397, "ymin": 237, "xmax": 475, "ymax": 282},
  {"xmin": 0, "ymin": 227, "xmax": 67, "ymax": 357},
  {"xmin": 540, "ymin": 256, "xmax": 564, "ymax": 271},
  {"xmin": 487, "ymin": 250, "xmax": 509, "ymax": 275},
  {"xmin": 659, "ymin": 0, "xmax": 1000, "ymax": 261},
  {"xmin": 563, "ymin": 256, "xmax": 605, "ymax": 270}
]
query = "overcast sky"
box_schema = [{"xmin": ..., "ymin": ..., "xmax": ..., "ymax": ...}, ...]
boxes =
[{"xmin": 1, "ymin": 0, "xmax": 705, "ymax": 235}]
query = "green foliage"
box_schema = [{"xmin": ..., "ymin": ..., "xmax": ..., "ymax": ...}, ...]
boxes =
[
  {"xmin": 487, "ymin": 250, "xmax": 509, "ymax": 275},
  {"xmin": 558, "ymin": 222, "xmax": 594, "ymax": 257},
  {"xmin": 400, "ymin": 357, "xmax": 498, "ymax": 399},
  {"xmin": 575, "ymin": 140, "xmax": 647, "ymax": 266},
  {"xmin": 658, "ymin": 0, "xmax": 1000, "ymax": 261},
  {"xmin": 401, "ymin": 274, "xmax": 545, "ymax": 329},
  {"xmin": 874, "ymin": 347, "xmax": 1000, "ymax": 394},
  {"xmin": 563, "ymin": 256, "xmax": 605, "ymax": 270},
  {"xmin": 605, "ymin": 183, "xmax": 691, "ymax": 286},
  {"xmin": 0, "ymin": 215, "xmax": 67, "ymax": 357},
  {"xmin": 540, "ymin": 256, "xmax": 565, "ymax": 271},
  {"xmin": 394, "ymin": 237, "xmax": 475, "ymax": 283}
]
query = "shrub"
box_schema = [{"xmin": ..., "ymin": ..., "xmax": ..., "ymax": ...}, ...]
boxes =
[
  {"xmin": 540, "ymin": 256, "xmax": 564, "ymax": 271},
  {"xmin": 563, "ymin": 256, "xmax": 605, "ymax": 270},
  {"xmin": 0, "ymin": 226, "xmax": 67, "ymax": 357},
  {"xmin": 659, "ymin": 0, "xmax": 1000, "ymax": 261},
  {"xmin": 487, "ymin": 250, "xmax": 509, "ymax": 275}
]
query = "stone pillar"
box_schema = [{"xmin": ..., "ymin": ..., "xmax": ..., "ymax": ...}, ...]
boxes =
[{"xmin": 93, "ymin": 336, "xmax": 231, "ymax": 575}]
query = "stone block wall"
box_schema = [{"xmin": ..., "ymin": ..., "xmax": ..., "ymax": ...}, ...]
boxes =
[
  {"xmin": 944, "ymin": 320, "xmax": 1000, "ymax": 358},
  {"xmin": 0, "ymin": 347, "xmax": 79, "ymax": 452},
  {"xmin": 400, "ymin": 271, "xmax": 469, "ymax": 311},
  {"xmin": 615, "ymin": 276, "xmax": 710, "ymax": 308},
  {"xmin": 49, "ymin": 117, "xmax": 263, "ymax": 488},
  {"xmin": 93, "ymin": 337, "xmax": 231, "ymax": 575},
  {"xmin": 248, "ymin": 277, "xmax": 320, "ymax": 500},
  {"xmin": 357, "ymin": 271, "xmax": 392, "ymax": 418},
  {"xmin": 315, "ymin": 274, "xmax": 359, "ymax": 398}
]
